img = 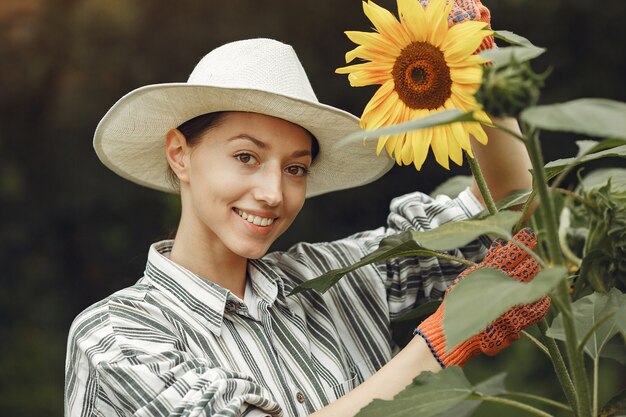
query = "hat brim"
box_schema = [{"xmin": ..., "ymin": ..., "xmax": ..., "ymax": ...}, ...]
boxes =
[{"xmin": 94, "ymin": 83, "xmax": 394, "ymax": 197}]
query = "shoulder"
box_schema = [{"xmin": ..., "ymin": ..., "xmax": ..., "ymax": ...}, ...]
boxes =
[{"xmin": 67, "ymin": 280, "xmax": 173, "ymax": 361}]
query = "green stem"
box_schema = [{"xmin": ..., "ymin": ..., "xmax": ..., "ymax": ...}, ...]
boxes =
[
  {"xmin": 522, "ymin": 330, "xmax": 549, "ymax": 357},
  {"xmin": 558, "ymin": 207, "xmax": 583, "ymax": 268},
  {"xmin": 433, "ymin": 252, "xmax": 476, "ymax": 267},
  {"xmin": 505, "ymin": 392, "xmax": 573, "ymax": 413},
  {"xmin": 524, "ymin": 129, "xmax": 564, "ymax": 265},
  {"xmin": 538, "ymin": 319, "xmax": 579, "ymax": 413},
  {"xmin": 467, "ymin": 154, "xmax": 498, "ymax": 215},
  {"xmin": 593, "ymin": 356, "xmax": 599, "ymax": 417},
  {"xmin": 399, "ymin": 251, "xmax": 474, "ymax": 267},
  {"xmin": 522, "ymin": 125, "xmax": 590, "ymax": 416},
  {"xmin": 554, "ymin": 188, "xmax": 589, "ymax": 207},
  {"xmin": 557, "ymin": 280, "xmax": 593, "ymax": 417},
  {"xmin": 514, "ymin": 188, "xmax": 538, "ymax": 232},
  {"xmin": 479, "ymin": 395, "xmax": 555, "ymax": 417},
  {"xmin": 492, "ymin": 121, "xmax": 526, "ymax": 141}
]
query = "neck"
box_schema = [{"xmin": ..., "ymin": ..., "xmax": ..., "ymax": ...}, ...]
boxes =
[{"xmin": 169, "ymin": 220, "xmax": 247, "ymax": 299}]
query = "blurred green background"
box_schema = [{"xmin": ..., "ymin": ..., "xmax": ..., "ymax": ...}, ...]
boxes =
[{"xmin": 1, "ymin": 0, "xmax": 624, "ymax": 415}]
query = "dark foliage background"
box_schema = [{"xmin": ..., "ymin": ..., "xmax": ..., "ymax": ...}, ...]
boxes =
[{"xmin": 1, "ymin": 0, "xmax": 624, "ymax": 415}]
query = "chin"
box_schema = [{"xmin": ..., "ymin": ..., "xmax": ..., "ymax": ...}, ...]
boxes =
[{"xmin": 235, "ymin": 244, "xmax": 271, "ymax": 260}]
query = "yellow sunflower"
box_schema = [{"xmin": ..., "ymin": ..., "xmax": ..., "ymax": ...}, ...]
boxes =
[{"xmin": 336, "ymin": 0, "xmax": 493, "ymax": 170}]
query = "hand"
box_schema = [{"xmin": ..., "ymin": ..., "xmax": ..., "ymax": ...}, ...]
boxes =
[
  {"xmin": 420, "ymin": 0, "xmax": 495, "ymax": 51},
  {"xmin": 415, "ymin": 228, "xmax": 551, "ymax": 368}
]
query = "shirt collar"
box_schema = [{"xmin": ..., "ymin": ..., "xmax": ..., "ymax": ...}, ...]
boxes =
[
  {"xmin": 248, "ymin": 258, "xmax": 295, "ymax": 310},
  {"xmin": 143, "ymin": 241, "xmax": 294, "ymax": 335}
]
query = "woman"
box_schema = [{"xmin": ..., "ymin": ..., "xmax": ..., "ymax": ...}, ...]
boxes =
[{"xmin": 65, "ymin": 28, "xmax": 547, "ymax": 417}]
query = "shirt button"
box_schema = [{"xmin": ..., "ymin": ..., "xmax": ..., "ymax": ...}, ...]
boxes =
[{"xmin": 296, "ymin": 391, "xmax": 305, "ymax": 404}]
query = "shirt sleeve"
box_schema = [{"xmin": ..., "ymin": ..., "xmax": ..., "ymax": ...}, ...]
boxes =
[
  {"xmin": 381, "ymin": 187, "xmax": 489, "ymax": 317},
  {"xmin": 275, "ymin": 187, "xmax": 489, "ymax": 318},
  {"xmin": 65, "ymin": 298, "xmax": 281, "ymax": 417}
]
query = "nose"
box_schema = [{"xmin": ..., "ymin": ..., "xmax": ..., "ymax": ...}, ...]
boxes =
[{"xmin": 253, "ymin": 165, "xmax": 283, "ymax": 207}]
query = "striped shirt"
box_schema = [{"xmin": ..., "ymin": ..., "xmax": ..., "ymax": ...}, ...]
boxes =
[{"xmin": 65, "ymin": 189, "xmax": 487, "ymax": 417}]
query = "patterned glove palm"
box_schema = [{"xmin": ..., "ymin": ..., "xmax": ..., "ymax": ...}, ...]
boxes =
[
  {"xmin": 415, "ymin": 228, "xmax": 551, "ymax": 368},
  {"xmin": 420, "ymin": 0, "xmax": 495, "ymax": 52}
]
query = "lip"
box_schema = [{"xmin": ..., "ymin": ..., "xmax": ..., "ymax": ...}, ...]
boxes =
[{"xmin": 233, "ymin": 208, "xmax": 278, "ymax": 236}]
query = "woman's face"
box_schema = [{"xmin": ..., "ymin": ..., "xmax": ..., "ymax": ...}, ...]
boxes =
[{"xmin": 180, "ymin": 112, "xmax": 313, "ymax": 260}]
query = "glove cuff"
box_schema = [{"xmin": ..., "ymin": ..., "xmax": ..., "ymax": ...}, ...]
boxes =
[{"xmin": 415, "ymin": 308, "xmax": 482, "ymax": 368}]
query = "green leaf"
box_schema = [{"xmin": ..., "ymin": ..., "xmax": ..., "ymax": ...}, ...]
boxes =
[
  {"xmin": 599, "ymin": 338, "xmax": 626, "ymax": 365},
  {"xmin": 617, "ymin": 302, "xmax": 626, "ymax": 336},
  {"xmin": 289, "ymin": 235, "xmax": 443, "ymax": 295},
  {"xmin": 479, "ymin": 45, "xmax": 545, "ymax": 68},
  {"xmin": 432, "ymin": 373, "xmax": 508, "ymax": 417},
  {"xmin": 546, "ymin": 288, "xmax": 626, "ymax": 359},
  {"xmin": 405, "ymin": 210, "xmax": 522, "ymax": 251},
  {"xmin": 443, "ymin": 266, "xmax": 567, "ymax": 350},
  {"xmin": 290, "ymin": 211, "xmax": 521, "ymax": 295},
  {"xmin": 578, "ymin": 138, "xmax": 626, "ymax": 156},
  {"xmin": 543, "ymin": 145, "xmax": 626, "ymax": 181},
  {"xmin": 430, "ymin": 176, "xmax": 472, "ymax": 199},
  {"xmin": 495, "ymin": 189, "xmax": 533, "ymax": 211},
  {"xmin": 572, "ymin": 139, "xmax": 626, "ymax": 158},
  {"xmin": 355, "ymin": 367, "xmax": 473, "ymax": 417},
  {"xmin": 599, "ymin": 389, "xmax": 626, "ymax": 417},
  {"xmin": 521, "ymin": 98, "xmax": 626, "ymax": 139},
  {"xmin": 493, "ymin": 30, "xmax": 540, "ymax": 48},
  {"xmin": 581, "ymin": 168, "xmax": 626, "ymax": 191},
  {"xmin": 336, "ymin": 109, "xmax": 477, "ymax": 146},
  {"xmin": 576, "ymin": 140, "xmax": 601, "ymax": 157}
]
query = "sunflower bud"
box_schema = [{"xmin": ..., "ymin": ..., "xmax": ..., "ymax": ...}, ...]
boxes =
[
  {"xmin": 474, "ymin": 58, "xmax": 547, "ymax": 118},
  {"xmin": 572, "ymin": 180, "xmax": 626, "ymax": 292}
]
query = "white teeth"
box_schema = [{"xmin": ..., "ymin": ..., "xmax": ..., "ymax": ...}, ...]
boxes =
[{"xmin": 236, "ymin": 210, "xmax": 274, "ymax": 227}]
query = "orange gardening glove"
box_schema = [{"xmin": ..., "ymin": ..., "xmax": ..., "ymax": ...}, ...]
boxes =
[
  {"xmin": 420, "ymin": 0, "xmax": 495, "ymax": 52},
  {"xmin": 414, "ymin": 228, "xmax": 551, "ymax": 368}
]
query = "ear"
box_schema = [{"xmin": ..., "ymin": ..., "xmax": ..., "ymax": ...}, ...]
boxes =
[{"xmin": 165, "ymin": 128, "xmax": 190, "ymax": 184}]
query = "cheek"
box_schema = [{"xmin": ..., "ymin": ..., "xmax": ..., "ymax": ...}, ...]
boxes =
[{"xmin": 284, "ymin": 183, "xmax": 307, "ymax": 216}]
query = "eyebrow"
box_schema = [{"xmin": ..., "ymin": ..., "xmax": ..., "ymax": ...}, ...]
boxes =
[{"xmin": 228, "ymin": 135, "xmax": 312, "ymax": 158}]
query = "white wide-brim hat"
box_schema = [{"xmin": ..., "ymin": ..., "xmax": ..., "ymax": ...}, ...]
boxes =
[{"xmin": 94, "ymin": 38, "xmax": 394, "ymax": 197}]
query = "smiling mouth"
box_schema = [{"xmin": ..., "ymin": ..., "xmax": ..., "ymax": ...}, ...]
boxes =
[{"xmin": 235, "ymin": 209, "xmax": 276, "ymax": 227}]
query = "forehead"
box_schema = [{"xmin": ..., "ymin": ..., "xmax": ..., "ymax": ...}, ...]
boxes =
[{"xmin": 216, "ymin": 112, "xmax": 313, "ymax": 148}]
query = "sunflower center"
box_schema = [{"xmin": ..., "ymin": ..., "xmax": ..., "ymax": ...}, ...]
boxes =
[{"xmin": 392, "ymin": 42, "xmax": 452, "ymax": 110}]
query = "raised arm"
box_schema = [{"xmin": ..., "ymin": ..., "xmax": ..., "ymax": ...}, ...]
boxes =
[
  {"xmin": 470, "ymin": 117, "xmax": 533, "ymax": 205},
  {"xmin": 309, "ymin": 229, "xmax": 549, "ymax": 417}
]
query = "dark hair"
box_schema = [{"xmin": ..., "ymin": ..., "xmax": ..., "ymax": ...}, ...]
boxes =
[{"xmin": 166, "ymin": 112, "xmax": 320, "ymax": 189}]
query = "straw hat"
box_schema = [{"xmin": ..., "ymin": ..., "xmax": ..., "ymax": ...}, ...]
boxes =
[{"xmin": 93, "ymin": 38, "xmax": 394, "ymax": 197}]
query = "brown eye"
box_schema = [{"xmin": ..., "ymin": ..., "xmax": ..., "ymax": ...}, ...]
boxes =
[
  {"xmin": 235, "ymin": 153, "xmax": 257, "ymax": 165},
  {"xmin": 285, "ymin": 165, "xmax": 309, "ymax": 177}
]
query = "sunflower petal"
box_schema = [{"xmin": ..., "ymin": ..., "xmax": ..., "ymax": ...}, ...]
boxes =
[
  {"xmin": 412, "ymin": 127, "xmax": 432, "ymax": 170},
  {"xmin": 376, "ymin": 135, "xmax": 389, "ymax": 155},
  {"xmin": 394, "ymin": 133, "xmax": 406, "ymax": 164},
  {"xmin": 450, "ymin": 85, "xmax": 481, "ymax": 110},
  {"xmin": 345, "ymin": 44, "xmax": 397, "ymax": 63},
  {"xmin": 426, "ymin": 0, "xmax": 453, "ymax": 47},
  {"xmin": 397, "ymin": 0, "xmax": 428, "ymax": 41},
  {"xmin": 385, "ymin": 134, "xmax": 399, "ymax": 159},
  {"xmin": 467, "ymin": 122, "xmax": 489, "ymax": 145},
  {"xmin": 446, "ymin": 53, "xmax": 488, "ymax": 68},
  {"xmin": 400, "ymin": 108, "xmax": 416, "ymax": 165},
  {"xmin": 362, "ymin": 81, "xmax": 398, "ymax": 128},
  {"xmin": 450, "ymin": 66, "xmax": 483, "ymax": 85},
  {"xmin": 447, "ymin": 134, "xmax": 464, "ymax": 166},
  {"xmin": 430, "ymin": 125, "xmax": 450, "ymax": 169},
  {"xmin": 442, "ymin": 21, "xmax": 490, "ymax": 61},
  {"xmin": 344, "ymin": 31, "xmax": 401, "ymax": 56},
  {"xmin": 363, "ymin": 1, "xmax": 412, "ymax": 48}
]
